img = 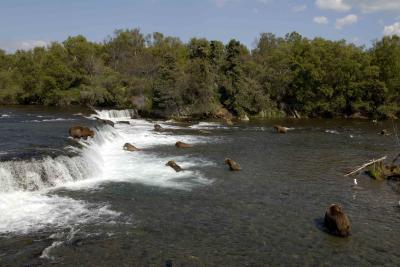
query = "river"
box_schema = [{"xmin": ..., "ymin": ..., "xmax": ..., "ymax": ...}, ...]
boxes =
[{"xmin": 0, "ymin": 106, "xmax": 399, "ymax": 266}]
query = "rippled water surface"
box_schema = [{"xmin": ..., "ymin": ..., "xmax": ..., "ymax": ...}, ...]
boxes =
[{"xmin": 1, "ymin": 106, "xmax": 400, "ymax": 267}]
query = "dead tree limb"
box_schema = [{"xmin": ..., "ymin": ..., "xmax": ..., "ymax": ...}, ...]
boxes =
[{"xmin": 344, "ymin": 156, "xmax": 387, "ymax": 177}]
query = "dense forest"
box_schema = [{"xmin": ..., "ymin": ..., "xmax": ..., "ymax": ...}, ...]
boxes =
[{"xmin": 1, "ymin": 29, "xmax": 400, "ymax": 119}]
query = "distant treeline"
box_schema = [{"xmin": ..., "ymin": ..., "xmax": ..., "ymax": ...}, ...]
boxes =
[{"xmin": 1, "ymin": 29, "xmax": 400, "ymax": 119}]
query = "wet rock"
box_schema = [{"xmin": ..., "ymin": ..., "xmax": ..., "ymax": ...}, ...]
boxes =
[
  {"xmin": 175, "ymin": 141, "xmax": 193, "ymax": 148},
  {"xmin": 367, "ymin": 161, "xmax": 400, "ymax": 180},
  {"xmin": 117, "ymin": 121, "xmax": 130, "ymax": 125},
  {"xmin": 379, "ymin": 129, "xmax": 390, "ymax": 136},
  {"xmin": 224, "ymin": 158, "xmax": 241, "ymax": 171},
  {"xmin": 69, "ymin": 126, "xmax": 94, "ymax": 140},
  {"xmin": 166, "ymin": 160, "xmax": 182, "ymax": 172},
  {"xmin": 94, "ymin": 117, "xmax": 114, "ymax": 127},
  {"xmin": 324, "ymin": 204, "xmax": 351, "ymax": 237},
  {"xmin": 154, "ymin": 124, "xmax": 163, "ymax": 131}
]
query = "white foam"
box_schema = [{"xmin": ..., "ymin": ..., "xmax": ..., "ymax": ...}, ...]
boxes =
[
  {"xmin": 0, "ymin": 192, "xmax": 119, "ymax": 234},
  {"xmin": 1, "ymin": 114, "xmax": 10, "ymax": 118},
  {"xmin": 190, "ymin": 122, "xmax": 223, "ymax": 129},
  {"xmin": 0, "ymin": 111, "xmax": 214, "ymax": 234},
  {"xmin": 42, "ymin": 118, "xmax": 75, "ymax": 122},
  {"xmin": 325, "ymin": 129, "xmax": 340, "ymax": 135},
  {"xmin": 92, "ymin": 109, "xmax": 138, "ymax": 120}
]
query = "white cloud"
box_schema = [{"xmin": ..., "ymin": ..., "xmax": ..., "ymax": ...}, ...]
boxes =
[
  {"xmin": 0, "ymin": 40, "xmax": 48, "ymax": 53},
  {"xmin": 292, "ymin": 5, "xmax": 307, "ymax": 13},
  {"xmin": 313, "ymin": 16, "xmax": 329, "ymax": 24},
  {"xmin": 316, "ymin": 0, "xmax": 400, "ymax": 13},
  {"xmin": 335, "ymin": 14, "xmax": 358, "ymax": 29},
  {"xmin": 315, "ymin": 0, "xmax": 351, "ymax": 12},
  {"xmin": 383, "ymin": 22, "xmax": 400, "ymax": 36},
  {"xmin": 350, "ymin": 0, "xmax": 400, "ymax": 13}
]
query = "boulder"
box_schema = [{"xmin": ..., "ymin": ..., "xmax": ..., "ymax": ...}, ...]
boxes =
[{"xmin": 94, "ymin": 117, "xmax": 114, "ymax": 127}]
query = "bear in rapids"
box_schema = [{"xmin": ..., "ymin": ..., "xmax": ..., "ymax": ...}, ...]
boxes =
[{"xmin": 69, "ymin": 126, "xmax": 94, "ymax": 140}]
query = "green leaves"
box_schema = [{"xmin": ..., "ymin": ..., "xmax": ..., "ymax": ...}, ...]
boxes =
[{"xmin": 0, "ymin": 29, "xmax": 400, "ymax": 119}]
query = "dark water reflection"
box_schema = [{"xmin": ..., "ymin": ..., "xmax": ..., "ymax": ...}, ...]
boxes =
[{"xmin": 1, "ymin": 107, "xmax": 400, "ymax": 266}]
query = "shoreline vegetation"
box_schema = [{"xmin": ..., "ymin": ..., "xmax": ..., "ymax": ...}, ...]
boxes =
[{"xmin": 1, "ymin": 29, "xmax": 400, "ymax": 120}]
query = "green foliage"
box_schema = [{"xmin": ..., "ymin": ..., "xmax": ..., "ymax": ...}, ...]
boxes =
[{"xmin": 1, "ymin": 29, "xmax": 400, "ymax": 119}]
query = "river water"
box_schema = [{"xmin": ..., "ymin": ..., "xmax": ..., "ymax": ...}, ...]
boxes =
[{"xmin": 0, "ymin": 106, "xmax": 399, "ymax": 266}]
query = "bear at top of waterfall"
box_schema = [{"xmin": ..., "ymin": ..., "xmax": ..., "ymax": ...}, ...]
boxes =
[
  {"xmin": 324, "ymin": 204, "xmax": 351, "ymax": 237},
  {"xmin": 224, "ymin": 158, "xmax": 241, "ymax": 171},
  {"xmin": 123, "ymin": 143, "xmax": 141, "ymax": 152},
  {"xmin": 69, "ymin": 126, "xmax": 94, "ymax": 140},
  {"xmin": 166, "ymin": 160, "xmax": 183, "ymax": 172},
  {"xmin": 175, "ymin": 141, "xmax": 193, "ymax": 148}
]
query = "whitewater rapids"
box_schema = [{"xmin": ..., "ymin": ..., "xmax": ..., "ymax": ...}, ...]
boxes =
[{"xmin": 0, "ymin": 109, "xmax": 215, "ymax": 234}]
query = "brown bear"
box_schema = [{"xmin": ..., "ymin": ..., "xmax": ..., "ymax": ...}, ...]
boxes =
[
  {"xmin": 324, "ymin": 204, "xmax": 351, "ymax": 237},
  {"xmin": 273, "ymin": 125, "xmax": 288, "ymax": 134},
  {"xmin": 154, "ymin": 124, "xmax": 163, "ymax": 131},
  {"xmin": 123, "ymin": 143, "xmax": 141, "ymax": 152},
  {"xmin": 175, "ymin": 141, "xmax": 193, "ymax": 148},
  {"xmin": 224, "ymin": 158, "xmax": 241, "ymax": 171},
  {"xmin": 166, "ymin": 160, "xmax": 182, "ymax": 172},
  {"xmin": 69, "ymin": 126, "xmax": 94, "ymax": 140}
]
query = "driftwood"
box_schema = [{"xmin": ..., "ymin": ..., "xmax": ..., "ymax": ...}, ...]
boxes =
[{"xmin": 344, "ymin": 156, "xmax": 387, "ymax": 177}]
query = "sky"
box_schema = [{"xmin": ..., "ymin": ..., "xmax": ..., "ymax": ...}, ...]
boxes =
[{"xmin": 1, "ymin": 0, "xmax": 400, "ymax": 52}]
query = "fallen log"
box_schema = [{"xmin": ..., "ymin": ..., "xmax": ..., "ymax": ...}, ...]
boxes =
[{"xmin": 344, "ymin": 156, "xmax": 387, "ymax": 177}]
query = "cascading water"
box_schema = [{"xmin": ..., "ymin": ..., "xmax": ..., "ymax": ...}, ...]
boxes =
[{"xmin": 0, "ymin": 109, "xmax": 214, "ymax": 234}]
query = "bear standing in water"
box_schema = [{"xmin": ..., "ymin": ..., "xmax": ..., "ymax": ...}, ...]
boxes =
[
  {"xmin": 175, "ymin": 141, "xmax": 193, "ymax": 148},
  {"xmin": 166, "ymin": 160, "xmax": 182, "ymax": 172},
  {"xmin": 224, "ymin": 158, "xmax": 241, "ymax": 171},
  {"xmin": 324, "ymin": 204, "xmax": 351, "ymax": 237}
]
